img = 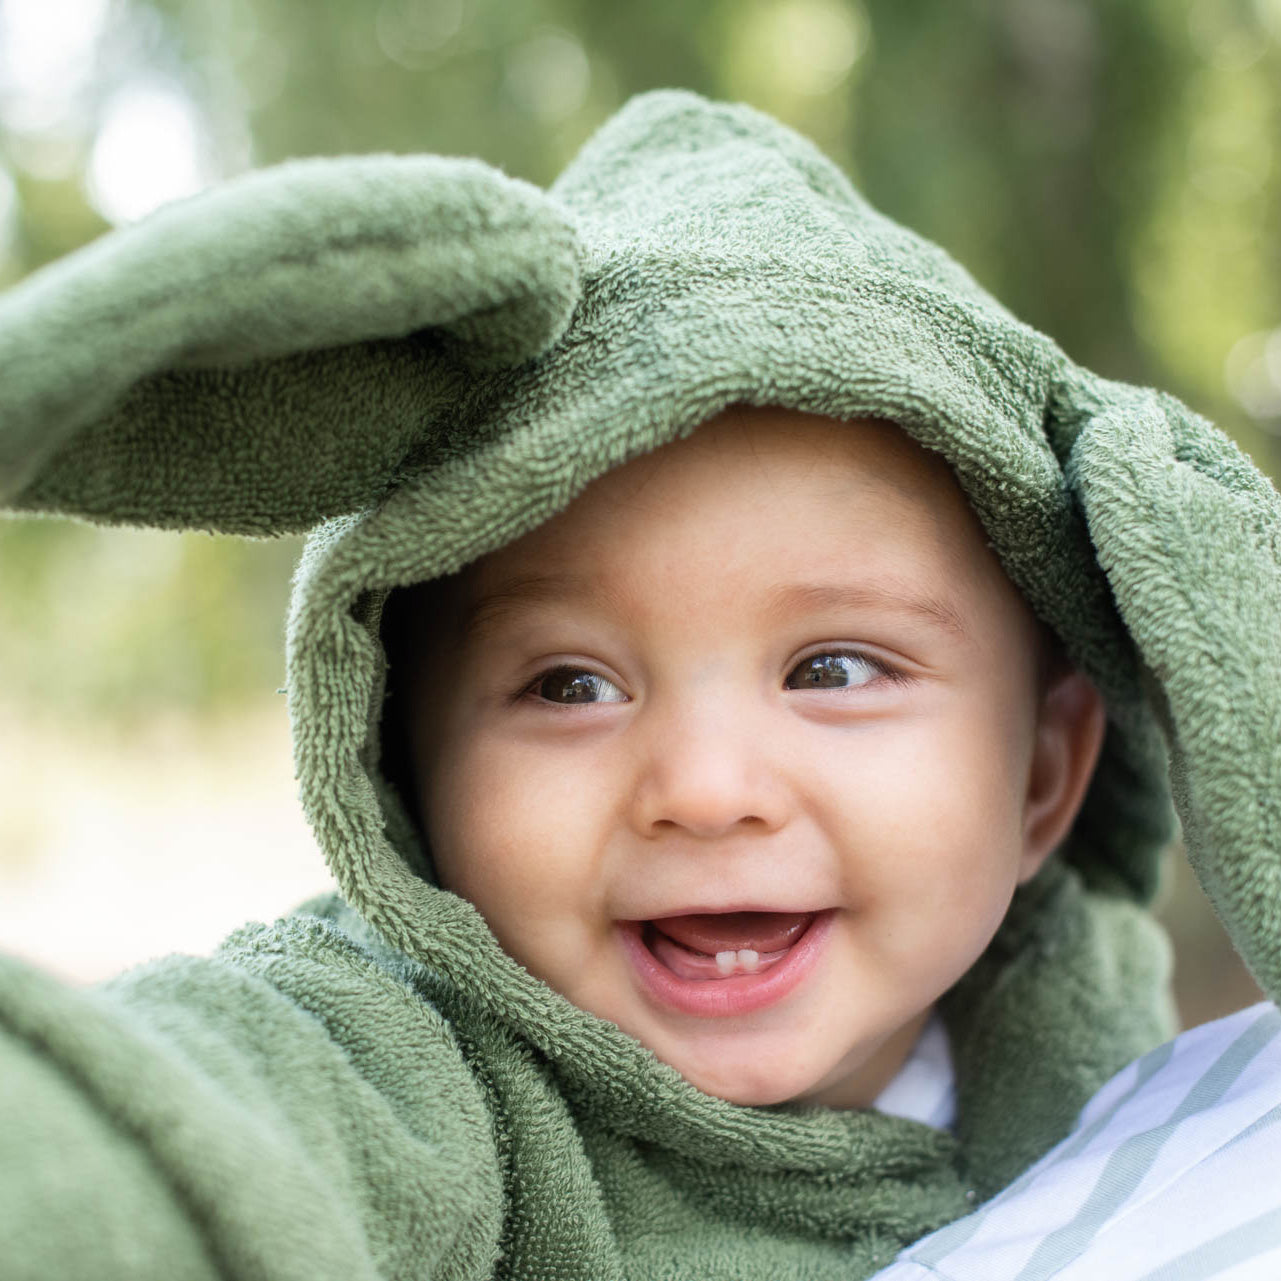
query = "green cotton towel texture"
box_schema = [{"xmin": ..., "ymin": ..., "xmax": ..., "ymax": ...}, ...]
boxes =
[{"xmin": 0, "ymin": 90, "xmax": 1277, "ymax": 1280}]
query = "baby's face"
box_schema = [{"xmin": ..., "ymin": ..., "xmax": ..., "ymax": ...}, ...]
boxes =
[{"xmin": 403, "ymin": 407, "xmax": 1100, "ymax": 1107}]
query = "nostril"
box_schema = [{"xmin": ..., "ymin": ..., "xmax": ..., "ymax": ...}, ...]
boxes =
[
  {"xmin": 631, "ymin": 735, "xmax": 790, "ymax": 837},
  {"xmin": 644, "ymin": 811, "xmax": 776, "ymax": 839}
]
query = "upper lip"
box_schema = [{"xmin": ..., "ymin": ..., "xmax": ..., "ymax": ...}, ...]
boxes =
[{"xmin": 620, "ymin": 904, "xmax": 831, "ymax": 922}]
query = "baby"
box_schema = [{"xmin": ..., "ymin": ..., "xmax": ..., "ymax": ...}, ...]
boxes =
[
  {"xmin": 383, "ymin": 405, "xmax": 1103, "ymax": 1112},
  {"xmin": 2, "ymin": 89, "xmax": 1279, "ymax": 1280}
]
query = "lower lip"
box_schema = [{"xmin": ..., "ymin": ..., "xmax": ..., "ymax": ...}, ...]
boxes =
[{"xmin": 617, "ymin": 911, "xmax": 834, "ymax": 1018}]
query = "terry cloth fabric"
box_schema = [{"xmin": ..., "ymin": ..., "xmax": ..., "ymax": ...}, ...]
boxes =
[
  {"xmin": 876, "ymin": 1002, "xmax": 1281, "ymax": 1281},
  {"xmin": 1, "ymin": 89, "xmax": 1278, "ymax": 1280}
]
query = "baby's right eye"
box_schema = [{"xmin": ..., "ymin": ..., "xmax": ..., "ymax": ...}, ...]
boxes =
[{"xmin": 527, "ymin": 667, "xmax": 628, "ymax": 705}]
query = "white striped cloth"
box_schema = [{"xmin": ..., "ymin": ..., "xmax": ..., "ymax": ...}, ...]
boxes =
[{"xmin": 873, "ymin": 1002, "xmax": 1281, "ymax": 1281}]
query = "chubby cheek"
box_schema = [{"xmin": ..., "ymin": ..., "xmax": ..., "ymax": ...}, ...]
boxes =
[
  {"xmin": 831, "ymin": 715, "xmax": 1031, "ymax": 963},
  {"xmin": 420, "ymin": 730, "xmax": 613, "ymax": 964}
]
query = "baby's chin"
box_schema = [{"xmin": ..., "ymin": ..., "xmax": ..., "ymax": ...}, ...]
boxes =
[
  {"xmin": 691, "ymin": 1070, "xmax": 820, "ymax": 1109},
  {"xmin": 640, "ymin": 1029, "xmax": 859, "ymax": 1108},
  {"xmin": 621, "ymin": 1005, "xmax": 932, "ymax": 1110}
]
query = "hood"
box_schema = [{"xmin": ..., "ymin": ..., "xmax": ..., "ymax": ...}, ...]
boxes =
[{"xmin": 4, "ymin": 90, "xmax": 1277, "ymax": 1193}]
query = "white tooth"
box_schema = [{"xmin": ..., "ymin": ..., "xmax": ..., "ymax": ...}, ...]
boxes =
[
  {"xmin": 715, "ymin": 950, "xmax": 737, "ymax": 977},
  {"xmin": 737, "ymin": 949, "xmax": 760, "ymax": 974}
]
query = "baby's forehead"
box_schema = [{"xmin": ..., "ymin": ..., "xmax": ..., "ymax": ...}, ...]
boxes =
[
  {"xmin": 444, "ymin": 407, "xmax": 1030, "ymax": 636},
  {"xmin": 384, "ymin": 409, "xmax": 1053, "ymax": 698},
  {"xmin": 489, "ymin": 410, "xmax": 983, "ymax": 573}
]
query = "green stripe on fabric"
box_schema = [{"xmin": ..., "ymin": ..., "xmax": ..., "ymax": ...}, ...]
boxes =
[
  {"xmin": 908, "ymin": 1041, "xmax": 1177, "ymax": 1268},
  {"xmin": 1136, "ymin": 1207, "xmax": 1281, "ymax": 1281},
  {"xmin": 1010, "ymin": 1008, "xmax": 1281, "ymax": 1281}
]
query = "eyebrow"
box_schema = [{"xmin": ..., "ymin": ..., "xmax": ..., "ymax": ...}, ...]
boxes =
[
  {"xmin": 458, "ymin": 572, "xmax": 968, "ymax": 641},
  {"xmin": 762, "ymin": 581, "xmax": 970, "ymax": 639},
  {"xmin": 456, "ymin": 572, "xmax": 607, "ymax": 641}
]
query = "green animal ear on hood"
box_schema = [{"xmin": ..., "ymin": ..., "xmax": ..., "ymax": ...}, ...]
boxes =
[
  {"xmin": 1062, "ymin": 378, "xmax": 1281, "ymax": 1000},
  {"xmin": 0, "ymin": 154, "xmax": 581, "ymax": 535}
]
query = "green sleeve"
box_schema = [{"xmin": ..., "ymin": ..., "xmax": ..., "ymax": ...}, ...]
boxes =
[{"xmin": 0, "ymin": 910, "xmax": 504, "ymax": 1281}]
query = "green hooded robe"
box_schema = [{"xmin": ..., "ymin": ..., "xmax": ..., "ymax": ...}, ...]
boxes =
[{"xmin": 1, "ymin": 91, "xmax": 1278, "ymax": 1280}]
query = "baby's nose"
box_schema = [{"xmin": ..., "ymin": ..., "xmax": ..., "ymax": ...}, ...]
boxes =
[{"xmin": 628, "ymin": 702, "xmax": 790, "ymax": 840}]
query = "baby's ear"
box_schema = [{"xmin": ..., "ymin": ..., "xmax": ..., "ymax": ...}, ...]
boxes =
[
  {"xmin": 1019, "ymin": 669, "xmax": 1108, "ymax": 882},
  {"xmin": 0, "ymin": 154, "xmax": 581, "ymax": 535}
]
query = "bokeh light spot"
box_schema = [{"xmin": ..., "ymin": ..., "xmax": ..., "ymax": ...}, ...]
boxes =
[
  {"xmin": 1226, "ymin": 328, "xmax": 1281, "ymax": 426},
  {"xmin": 376, "ymin": 0, "xmax": 465, "ymax": 70},
  {"xmin": 1188, "ymin": 0, "xmax": 1269, "ymax": 68},
  {"xmin": 731, "ymin": 0, "xmax": 869, "ymax": 101},
  {"xmin": 1258, "ymin": 0, "xmax": 1281, "ymax": 41},
  {"xmin": 504, "ymin": 28, "xmax": 590, "ymax": 123},
  {"xmin": 86, "ymin": 80, "xmax": 212, "ymax": 225},
  {"xmin": 0, "ymin": 0, "xmax": 111, "ymax": 133}
]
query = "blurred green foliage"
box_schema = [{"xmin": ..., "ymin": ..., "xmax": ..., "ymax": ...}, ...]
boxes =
[
  {"xmin": 1, "ymin": 0, "xmax": 1279, "ymax": 715},
  {"xmin": 0, "ymin": 518, "xmax": 299, "ymax": 720}
]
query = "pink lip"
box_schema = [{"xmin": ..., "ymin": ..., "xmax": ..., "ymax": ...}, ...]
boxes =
[{"xmin": 617, "ymin": 909, "xmax": 834, "ymax": 1018}]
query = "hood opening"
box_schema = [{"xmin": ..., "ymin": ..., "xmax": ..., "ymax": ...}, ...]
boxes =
[
  {"xmin": 355, "ymin": 379, "xmax": 1143, "ymax": 916},
  {"xmin": 374, "ymin": 573, "xmax": 475, "ymax": 885},
  {"xmin": 371, "ymin": 583, "xmax": 436, "ymax": 884}
]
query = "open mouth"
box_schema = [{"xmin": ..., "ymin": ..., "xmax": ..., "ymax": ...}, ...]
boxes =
[
  {"xmin": 619, "ymin": 909, "xmax": 832, "ymax": 1017},
  {"xmin": 643, "ymin": 911, "xmax": 815, "ymax": 978}
]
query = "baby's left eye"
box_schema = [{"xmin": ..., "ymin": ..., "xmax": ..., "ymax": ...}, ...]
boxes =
[{"xmin": 784, "ymin": 651, "xmax": 884, "ymax": 690}]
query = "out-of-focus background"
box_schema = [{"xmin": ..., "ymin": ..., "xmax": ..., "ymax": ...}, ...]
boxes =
[{"xmin": 0, "ymin": 0, "xmax": 1276, "ymax": 1022}]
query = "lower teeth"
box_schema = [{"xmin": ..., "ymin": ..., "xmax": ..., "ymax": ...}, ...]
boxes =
[
  {"xmin": 641, "ymin": 924, "xmax": 783, "ymax": 980},
  {"xmin": 715, "ymin": 949, "xmax": 761, "ymax": 977}
]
